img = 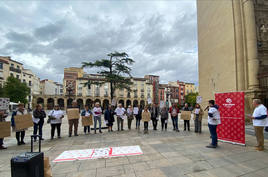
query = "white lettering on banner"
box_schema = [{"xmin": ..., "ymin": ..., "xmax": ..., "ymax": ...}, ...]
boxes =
[
  {"xmin": 223, "ymin": 98, "xmax": 235, "ymax": 109},
  {"xmin": 53, "ymin": 145, "xmax": 143, "ymax": 162}
]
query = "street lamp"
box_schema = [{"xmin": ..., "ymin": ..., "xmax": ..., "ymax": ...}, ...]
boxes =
[{"xmin": 165, "ymin": 88, "xmax": 170, "ymax": 108}]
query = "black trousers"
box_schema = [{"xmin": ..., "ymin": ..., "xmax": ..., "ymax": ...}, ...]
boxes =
[
  {"xmin": 152, "ymin": 119, "xmax": 158, "ymax": 130},
  {"xmin": 184, "ymin": 120, "xmax": 190, "ymax": 131},
  {"xmin": 144, "ymin": 122, "xmax": 149, "ymax": 131},
  {"xmin": 51, "ymin": 123, "xmax": 61, "ymax": 138},
  {"xmin": 84, "ymin": 126, "xmax": 90, "ymax": 133},
  {"xmin": 161, "ymin": 119, "xmax": 167, "ymax": 130},
  {"xmin": 16, "ymin": 131, "xmax": 25, "ymax": 143}
]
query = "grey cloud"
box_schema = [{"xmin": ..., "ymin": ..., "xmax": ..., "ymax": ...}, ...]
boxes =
[{"xmin": 34, "ymin": 20, "xmax": 65, "ymax": 41}]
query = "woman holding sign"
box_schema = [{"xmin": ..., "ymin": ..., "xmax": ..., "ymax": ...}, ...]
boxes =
[
  {"xmin": 11, "ymin": 103, "xmax": 28, "ymax": 146},
  {"xmin": 142, "ymin": 106, "xmax": 151, "ymax": 134},
  {"xmin": 104, "ymin": 105, "xmax": 115, "ymax": 132},
  {"xmin": 33, "ymin": 104, "xmax": 46, "ymax": 141},
  {"xmin": 0, "ymin": 110, "xmax": 8, "ymax": 149},
  {"xmin": 48, "ymin": 105, "xmax": 64, "ymax": 139},
  {"xmin": 81, "ymin": 105, "xmax": 92, "ymax": 134},
  {"xmin": 193, "ymin": 104, "xmax": 204, "ymax": 133}
]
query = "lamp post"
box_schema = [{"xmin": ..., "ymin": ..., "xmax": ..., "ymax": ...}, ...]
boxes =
[{"xmin": 165, "ymin": 88, "xmax": 170, "ymax": 108}]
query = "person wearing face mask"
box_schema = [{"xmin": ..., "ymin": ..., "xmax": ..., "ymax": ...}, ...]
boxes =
[
  {"xmin": 193, "ymin": 103, "xmax": 204, "ymax": 133},
  {"xmin": 33, "ymin": 104, "xmax": 46, "ymax": 141},
  {"xmin": 81, "ymin": 105, "xmax": 92, "ymax": 134},
  {"xmin": 48, "ymin": 105, "xmax": 64, "ymax": 139},
  {"xmin": 11, "ymin": 103, "xmax": 28, "ymax": 146}
]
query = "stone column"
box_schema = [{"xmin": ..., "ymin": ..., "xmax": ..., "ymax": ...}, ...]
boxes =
[
  {"xmin": 233, "ymin": 0, "xmax": 245, "ymax": 91},
  {"xmin": 243, "ymin": 0, "xmax": 259, "ymax": 90},
  {"xmin": 64, "ymin": 98, "xmax": 67, "ymax": 110}
]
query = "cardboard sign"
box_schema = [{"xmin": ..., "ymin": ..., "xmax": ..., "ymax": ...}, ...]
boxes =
[
  {"xmin": 0, "ymin": 98, "xmax": 10, "ymax": 110},
  {"xmin": 0, "ymin": 121, "xmax": 11, "ymax": 138},
  {"xmin": 67, "ymin": 108, "xmax": 80, "ymax": 120},
  {"xmin": 180, "ymin": 111, "xmax": 191, "ymax": 120},
  {"xmin": 14, "ymin": 114, "xmax": 33, "ymax": 131},
  {"xmin": 82, "ymin": 115, "xmax": 93, "ymax": 126}
]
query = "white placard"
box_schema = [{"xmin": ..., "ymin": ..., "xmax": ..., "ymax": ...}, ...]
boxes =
[
  {"xmin": 53, "ymin": 145, "xmax": 143, "ymax": 162},
  {"xmin": 147, "ymin": 98, "xmax": 152, "ymax": 104},
  {"xmin": 0, "ymin": 98, "xmax": 10, "ymax": 110},
  {"xmin": 196, "ymin": 96, "xmax": 202, "ymax": 104},
  {"xmin": 133, "ymin": 107, "xmax": 139, "ymax": 115},
  {"xmin": 112, "ymin": 98, "xmax": 117, "ymax": 106},
  {"xmin": 160, "ymin": 101, "xmax": 165, "ymax": 108}
]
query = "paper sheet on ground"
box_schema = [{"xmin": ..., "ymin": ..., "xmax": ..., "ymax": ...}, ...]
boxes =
[{"xmin": 53, "ymin": 145, "xmax": 143, "ymax": 162}]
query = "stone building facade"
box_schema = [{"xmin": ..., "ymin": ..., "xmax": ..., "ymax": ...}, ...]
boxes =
[{"xmin": 197, "ymin": 0, "xmax": 268, "ymax": 113}]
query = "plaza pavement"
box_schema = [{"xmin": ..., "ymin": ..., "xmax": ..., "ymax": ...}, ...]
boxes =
[{"xmin": 0, "ymin": 115, "xmax": 268, "ymax": 177}]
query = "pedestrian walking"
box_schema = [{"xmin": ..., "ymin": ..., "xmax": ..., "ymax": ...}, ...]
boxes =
[
  {"xmin": 115, "ymin": 104, "xmax": 126, "ymax": 131},
  {"xmin": 169, "ymin": 103, "xmax": 180, "ymax": 132},
  {"xmin": 160, "ymin": 107, "xmax": 168, "ymax": 131},
  {"xmin": 93, "ymin": 102, "xmax": 102, "ymax": 134},
  {"xmin": 0, "ymin": 110, "xmax": 8, "ymax": 149},
  {"xmin": 104, "ymin": 105, "xmax": 115, "ymax": 132},
  {"xmin": 206, "ymin": 100, "xmax": 221, "ymax": 148},
  {"xmin": 33, "ymin": 104, "xmax": 46, "ymax": 141},
  {"xmin": 127, "ymin": 105, "xmax": 134, "ymax": 130},
  {"xmin": 67, "ymin": 101, "xmax": 80, "ymax": 137},
  {"xmin": 142, "ymin": 106, "xmax": 151, "ymax": 134},
  {"xmin": 48, "ymin": 105, "xmax": 64, "ymax": 139},
  {"xmin": 151, "ymin": 104, "xmax": 159, "ymax": 130},
  {"xmin": 193, "ymin": 103, "xmax": 203, "ymax": 133},
  {"xmin": 11, "ymin": 103, "xmax": 28, "ymax": 146},
  {"xmin": 247, "ymin": 99, "xmax": 268, "ymax": 151},
  {"xmin": 81, "ymin": 105, "xmax": 92, "ymax": 134},
  {"xmin": 183, "ymin": 103, "xmax": 191, "ymax": 131}
]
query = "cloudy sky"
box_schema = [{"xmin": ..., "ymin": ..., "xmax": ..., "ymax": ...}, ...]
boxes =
[{"xmin": 0, "ymin": 0, "xmax": 198, "ymax": 85}]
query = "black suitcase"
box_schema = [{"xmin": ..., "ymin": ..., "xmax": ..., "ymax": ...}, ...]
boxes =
[{"xmin": 11, "ymin": 135, "xmax": 44, "ymax": 177}]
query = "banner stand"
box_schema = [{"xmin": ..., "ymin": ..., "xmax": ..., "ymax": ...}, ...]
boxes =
[{"xmin": 218, "ymin": 139, "xmax": 246, "ymax": 146}]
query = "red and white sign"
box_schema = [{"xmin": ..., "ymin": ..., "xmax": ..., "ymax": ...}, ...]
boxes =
[
  {"xmin": 215, "ymin": 92, "xmax": 245, "ymax": 145},
  {"xmin": 53, "ymin": 145, "xmax": 143, "ymax": 162}
]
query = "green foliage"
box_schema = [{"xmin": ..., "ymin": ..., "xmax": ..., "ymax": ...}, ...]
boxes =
[
  {"xmin": 3, "ymin": 76, "xmax": 30, "ymax": 104},
  {"xmin": 185, "ymin": 92, "xmax": 199, "ymax": 107},
  {"xmin": 82, "ymin": 51, "xmax": 134, "ymax": 100}
]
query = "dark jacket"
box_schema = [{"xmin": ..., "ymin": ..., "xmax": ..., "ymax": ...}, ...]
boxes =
[
  {"xmin": 104, "ymin": 109, "xmax": 115, "ymax": 123},
  {"xmin": 81, "ymin": 109, "xmax": 92, "ymax": 116},
  {"xmin": 136, "ymin": 108, "xmax": 143, "ymax": 120},
  {"xmin": 151, "ymin": 106, "xmax": 159, "ymax": 120},
  {"xmin": 33, "ymin": 109, "xmax": 46, "ymax": 123}
]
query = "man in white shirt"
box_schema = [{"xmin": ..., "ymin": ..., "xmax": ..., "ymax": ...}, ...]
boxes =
[
  {"xmin": 248, "ymin": 99, "xmax": 268, "ymax": 151},
  {"xmin": 115, "ymin": 104, "xmax": 126, "ymax": 131}
]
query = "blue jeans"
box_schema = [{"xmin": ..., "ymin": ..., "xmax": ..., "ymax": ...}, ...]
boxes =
[
  {"xmin": 171, "ymin": 116, "xmax": 178, "ymax": 130},
  {"xmin": 33, "ymin": 121, "xmax": 44, "ymax": 139},
  {"xmin": 94, "ymin": 116, "xmax": 101, "ymax": 132},
  {"xmin": 208, "ymin": 124, "xmax": 218, "ymax": 146}
]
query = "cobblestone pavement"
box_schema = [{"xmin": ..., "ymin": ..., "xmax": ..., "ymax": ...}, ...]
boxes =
[{"xmin": 0, "ymin": 115, "xmax": 268, "ymax": 177}]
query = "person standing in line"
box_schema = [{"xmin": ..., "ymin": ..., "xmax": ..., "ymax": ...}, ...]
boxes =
[
  {"xmin": 247, "ymin": 99, "xmax": 268, "ymax": 151},
  {"xmin": 48, "ymin": 105, "xmax": 64, "ymax": 139},
  {"xmin": 115, "ymin": 104, "xmax": 126, "ymax": 131},
  {"xmin": 142, "ymin": 106, "xmax": 151, "ymax": 134},
  {"xmin": 135, "ymin": 105, "xmax": 142, "ymax": 130},
  {"xmin": 127, "ymin": 105, "xmax": 134, "ymax": 130},
  {"xmin": 133, "ymin": 105, "xmax": 139, "ymax": 129},
  {"xmin": 11, "ymin": 103, "xmax": 28, "ymax": 145},
  {"xmin": 81, "ymin": 105, "xmax": 92, "ymax": 134},
  {"xmin": 206, "ymin": 100, "xmax": 221, "ymax": 148},
  {"xmin": 160, "ymin": 106, "xmax": 169, "ymax": 131},
  {"xmin": 193, "ymin": 103, "xmax": 204, "ymax": 133},
  {"xmin": 105, "ymin": 105, "xmax": 115, "ymax": 132},
  {"xmin": 0, "ymin": 110, "xmax": 8, "ymax": 149},
  {"xmin": 151, "ymin": 104, "xmax": 159, "ymax": 130},
  {"xmin": 68, "ymin": 101, "xmax": 80, "ymax": 137},
  {"xmin": 183, "ymin": 103, "xmax": 191, "ymax": 131},
  {"xmin": 92, "ymin": 102, "xmax": 102, "ymax": 134},
  {"xmin": 169, "ymin": 103, "xmax": 180, "ymax": 132},
  {"xmin": 33, "ymin": 104, "xmax": 46, "ymax": 141}
]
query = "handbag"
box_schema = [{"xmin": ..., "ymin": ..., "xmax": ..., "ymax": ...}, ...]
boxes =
[{"xmin": 47, "ymin": 111, "xmax": 54, "ymax": 124}]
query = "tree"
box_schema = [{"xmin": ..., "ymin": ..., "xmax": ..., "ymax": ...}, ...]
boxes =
[
  {"xmin": 185, "ymin": 92, "xmax": 198, "ymax": 107},
  {"xmin": 3, "ymin": 76, "xmax": 30, "ymax": 104},
  {"xmin": 82, "ymin": 51, "xmax": 135, "ymax": 102}
]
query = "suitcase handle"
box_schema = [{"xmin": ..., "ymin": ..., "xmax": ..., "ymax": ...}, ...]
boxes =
[{"xmin": 31, "ymin": 135, "xmax": 41, "ymax": 153}]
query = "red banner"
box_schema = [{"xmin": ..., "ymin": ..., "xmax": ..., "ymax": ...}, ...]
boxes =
[{"xmin": 215, "ymin": 92, "xmax": 245, "ymax": 145}]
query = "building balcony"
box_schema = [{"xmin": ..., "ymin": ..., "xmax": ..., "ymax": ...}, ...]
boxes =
[{"xmin": 10, "ymin": 67, "xmax": 21, "ymax": 73}]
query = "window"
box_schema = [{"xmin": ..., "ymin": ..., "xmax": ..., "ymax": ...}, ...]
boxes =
[
  {"xmin": 29, "ymin": 81, "xmax": 32, "ymax": 86},
  {"xmin": 11, "ymin": 63, "xmax": 14, "ymax": 67},
  {"xmin": 0, "ymin": 63, "xmax": 3, "ymax": 69},
  {"xmin": 0, "ymin": 71, "xmax": 3, "ymax": 78},
  {"xmin": 23, "ymin": 79, "xmax": 26, "ymax": 83},
  {"xmin": 10, "ymin": 73, "xmax": 14, "ymax": 77},
  {"xmin": 16, "ymin": 75, "xmax": 19, "ymax": 79},
  {"xmin": 17, "ymin": 65, "xmax": 20, "ymax": 69},
  {"xmin": 29, "ymin": 76, "xmax": 31, "ymax": 78}
]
